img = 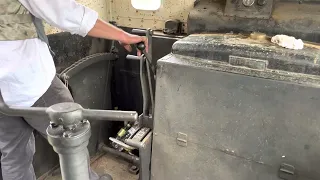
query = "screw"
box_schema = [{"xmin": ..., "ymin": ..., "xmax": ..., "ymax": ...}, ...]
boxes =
[
  {"xmin": 81, "ymin": 119, "xmax": 89, "ymax": 124},
  {"xmin": 63, "ymin": 132, "xmax": 72, "ymax": 138},
  {"xmin": 50, "ymin": 122, "xmax": 58, "ymax": 128},
  {"xmin": 257, "ymin": 0, "xmax": 266, "ymax": 6}
]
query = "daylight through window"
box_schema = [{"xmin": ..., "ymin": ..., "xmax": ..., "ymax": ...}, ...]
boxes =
[{"xmin": 131, "ymin": 0, "xmax": 161, "ymax": 10}]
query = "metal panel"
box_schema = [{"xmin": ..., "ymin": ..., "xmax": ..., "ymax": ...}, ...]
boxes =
[
  {"xmin": 108, "ymin": 0, "xmax": 193, "ymax": 32},
  {"xmin": 45, "ymin": 0, "xmax": 193, "ymax": 34},
  {"xmin": 67, "ymin": 58, "xmax": 114, "ymax": 155},
  {"xmin": 151, "ymin": 54, "xmax": 320, "ymax": 180},
  {"xmin": 188, "ymin": 0, "xmax": 320, "ymax": 42},
  {"xmin": 152, "ymin": 133, "xmax": 311, "ymax": 180},
  {"xmin": 224, "ymin": 0, "xmax": 274, "ymax": 19}
]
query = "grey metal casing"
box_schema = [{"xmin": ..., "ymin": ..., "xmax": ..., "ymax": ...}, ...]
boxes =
[{"xmin": 151, "ymin": 34, "xmax": 320, "ymax": 180}]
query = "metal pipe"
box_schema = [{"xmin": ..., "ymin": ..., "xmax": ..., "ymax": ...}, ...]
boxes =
[
  {"xmin": 58, "ymin": 149, "xmax": 91, "ymax": 180},
  {"xmin": 47, "ymin": 119, "xmax": 92, "ymax": 180},
  {"xmin": 82, "ymin": 109, "xmax": 138, "ymax": 122},
  {"xmin": 99, "ymin": 144, "xmax": 140, "ymax": 165},
  {"xmin": 125, "ymin": 139, "xmax": 145, "ymax": 149},
  {"xmin": 140, "ymin": 57, "xmax": 150, "ymax": 116},
  {"xmin": 146, "ymin": 60, "xmax": 154, "ymax": 110},
  {"xmin": 0, "ymin": 91, "xmax": 47, "ymax": 117},
  {"xmin": 146, "ymin": 29, "xmax": 153, "ymax": 66},
  {"xmin": 126, "ymin": 55, "xmax": 141, "ymax": 61}
]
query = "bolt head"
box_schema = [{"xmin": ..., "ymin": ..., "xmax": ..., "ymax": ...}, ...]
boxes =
[
  {"xmin": 50, "ymin": 122, "xmax": 58, "ymax": 128},
  {"xmin": 62, "ymin": 131, "xmax": 72, "ymax": 138},
  {"xmin": 242, "ymin": 0, "xmax": 255, "ymax": 6},
  {"xmin": 257, "ymin": 0, "xmax": 266, "ymax": 6}
]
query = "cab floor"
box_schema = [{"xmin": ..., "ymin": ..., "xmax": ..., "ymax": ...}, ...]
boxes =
[{"xmin": 41, "ymin": 153, "xmax": 138, "ymax": 180}]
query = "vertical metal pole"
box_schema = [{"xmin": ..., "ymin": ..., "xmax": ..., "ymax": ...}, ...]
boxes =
[
  {"xmin": 47, "ymin": 120, "xmax": 92, "ymax": 180},
  {"xmin": 58, "ymin": 148, "xmax": 91, "ymax": 180},
  {"xmin": 138, "ymin": 132, "xmax": 152, "ymax": 180},
  {"xmin": 126, "ymin": 132, "xmax": 153, "ymax": 180},
  {"xmin": 140, "ymin": 56, "xmax": 150, "ymax": 116}
]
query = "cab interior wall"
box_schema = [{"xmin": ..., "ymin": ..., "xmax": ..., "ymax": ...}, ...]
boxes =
[{"xmin": 4, "ymin": 0, "xmax": 320, "ymax": 178}]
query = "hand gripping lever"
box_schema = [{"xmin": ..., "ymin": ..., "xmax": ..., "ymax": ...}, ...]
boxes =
[{"xmin": 0, "ymin": 90, "xmax": 138, "ymax": 180}]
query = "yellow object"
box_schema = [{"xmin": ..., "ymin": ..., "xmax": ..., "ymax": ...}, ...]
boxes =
[{"xmin": 118, "ymin": 128, "xmax": 127, "ymax": 137}]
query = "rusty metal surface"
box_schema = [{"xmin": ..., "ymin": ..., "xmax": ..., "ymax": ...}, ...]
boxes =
[
  {"xmin": 224, "ymin": 0, "xmax": 275, "ymax": 19},
  {"xmin": 188, "ymin": 0, "xmax": 320, "ymax": 42}
]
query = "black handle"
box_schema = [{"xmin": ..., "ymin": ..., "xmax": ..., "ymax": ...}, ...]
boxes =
[
  {"xmin": 132, "ymin": 29, "xmax": 147, "ymax": 35},
  {"xmin": 136, "ymin": 42, "xmax": 146, "ymax": 51}
]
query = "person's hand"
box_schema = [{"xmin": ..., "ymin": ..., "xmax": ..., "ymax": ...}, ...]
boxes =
[{"xmin": 120, "ymin": 33, "xmax": 148, "ymax": 56}]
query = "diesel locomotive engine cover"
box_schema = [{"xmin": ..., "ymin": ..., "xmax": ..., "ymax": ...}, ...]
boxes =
[{"xmin": 151, "ymin": 33, "xmax": 320, "ymax": 180}]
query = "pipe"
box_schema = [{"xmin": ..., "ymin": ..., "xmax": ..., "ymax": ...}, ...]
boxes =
[
  {"xmin": 140, "ymin": 58, "xmax": 150, "ymax": 116},
  {"xmin": 99, "ymin": 143, "xmax": 140, "ymax": 165},
  {"xmin": 0, "ymin": 91, "xmax": 47, "ymax": 117},
  {"xmin": 82, "ymin": 109, "xmax": 138, "ymax": 122}
]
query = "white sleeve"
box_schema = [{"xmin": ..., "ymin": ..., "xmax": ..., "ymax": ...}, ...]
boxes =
[{"xmin": 18, "ymin": 0, "xmax": 99, "ymax": 37}]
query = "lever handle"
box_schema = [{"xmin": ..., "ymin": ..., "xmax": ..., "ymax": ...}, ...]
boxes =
[
  {"xmin": 0, "ymin": 90, "xmax": 138, "ymax": 123},
  {"xmin": 132, "ymin": 29, "xmax": 147, "ymax": 35},
  {"xmin": 136, "ymin": 42, "xmax": 146, "ymax": 51}
]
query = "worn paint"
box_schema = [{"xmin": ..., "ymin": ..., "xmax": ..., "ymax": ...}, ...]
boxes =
[
  {"xmin": 46, "ymin": 0, "xmax": 193, "ymax": 34},
  {"xmin": 108, "ymin": 0, "xmax": 194, "ymax": 32}
]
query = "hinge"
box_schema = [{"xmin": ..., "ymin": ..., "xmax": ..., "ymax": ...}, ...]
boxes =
[
  {"xmin": 278, "ymin": 163, "xmax": 296, "ymax": 180},
  {"xmin": 176, "ymin": 132, "xmax": 187, "ymax": 147}
]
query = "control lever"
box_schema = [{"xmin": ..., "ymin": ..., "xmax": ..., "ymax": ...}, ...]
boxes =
[
  {"xmin": 0, "ymin": 90, "xmax": 138, "ymax": 180},
  {"xmin": 125, "ymin": 31, "xmax": 154, "ymax": 180},
  {"xmin": 126, "ymin": 41, "xmax": 154, "ymax": 126},
  {"xmin": 133, "ymin": 29, "xmax": 153, "ymax": 70},
  {"xmin": 135, "ymin": 42, "xmax": 153, "ymax": 72}
]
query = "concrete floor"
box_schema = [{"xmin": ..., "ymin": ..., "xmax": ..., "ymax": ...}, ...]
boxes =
[{"xmin": 41, "ymin": 153, "xmax": 138, "ymax": 180}]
